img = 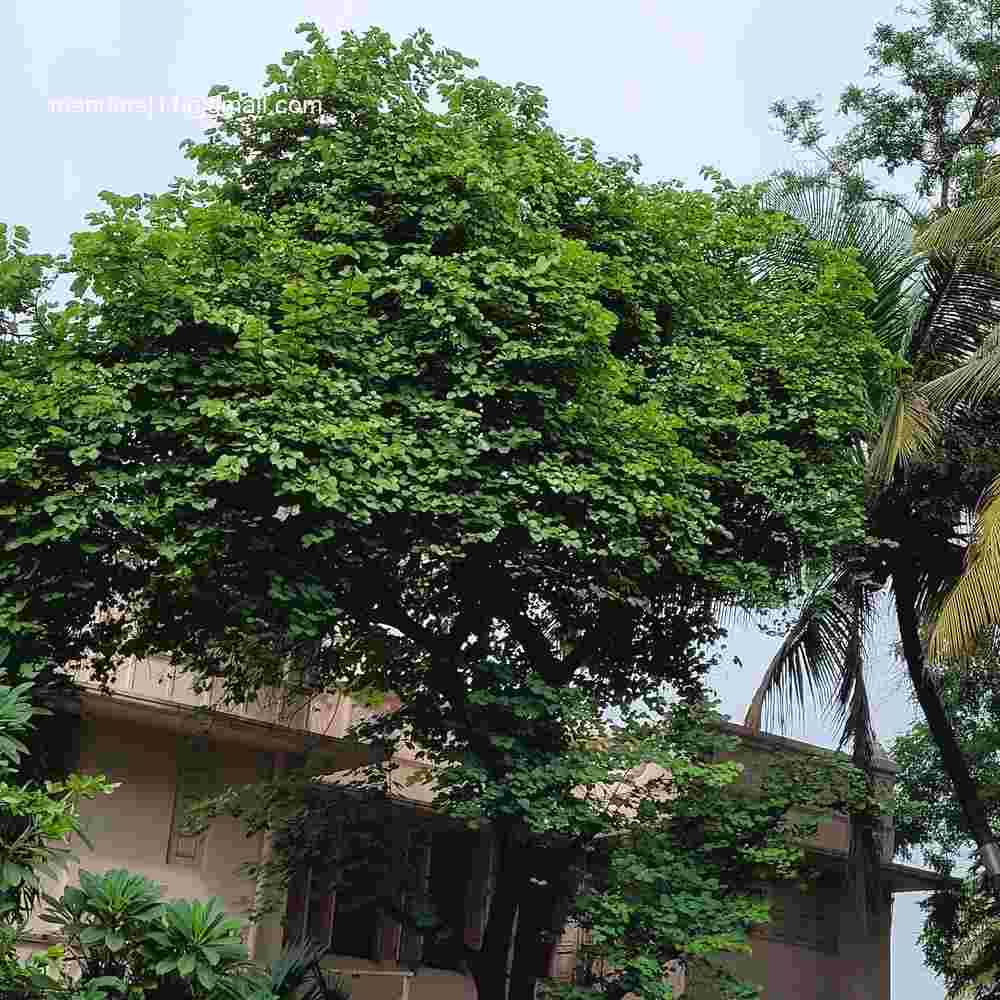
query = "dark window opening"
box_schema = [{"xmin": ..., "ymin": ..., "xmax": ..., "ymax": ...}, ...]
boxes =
[{"xmin": 420, "ymin": 830, "xmax": 479, "ymax": 970}]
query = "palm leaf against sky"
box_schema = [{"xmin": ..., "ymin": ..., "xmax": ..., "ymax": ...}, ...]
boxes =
[
  {"xmin": 913, "ymin": 163, "xmax": 1000, "ymax": 664},
  {"xmin": 762, "ymin": 172, "xmax": 921, "ymax": 353},
  {"xmin": 745, "ymin": 168, "xmax": 1000, "ymax": 905},
  {"xmin": 745, "ymin": 568, "xmax": 864, "ymax": 739},
  {"xmin": 745, "ymin": 176, "xmax": 922, "ymax": 757}
]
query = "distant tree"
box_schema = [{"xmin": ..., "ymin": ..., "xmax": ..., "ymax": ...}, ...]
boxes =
[{"xmin": 771, "ymin": 0, "xmax": 1000, "ymax": 219}]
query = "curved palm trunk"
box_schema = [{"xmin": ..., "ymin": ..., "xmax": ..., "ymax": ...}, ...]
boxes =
[{"xmin": 893, "ymin": 569, "xmax": 1000, "ymax": 891}]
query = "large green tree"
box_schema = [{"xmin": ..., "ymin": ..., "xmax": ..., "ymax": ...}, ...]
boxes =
[
  {"xmin": 1, "ymin": 23, "xmax": 891, "ymax": 1000},
  {"xmin": 0, "ymin": 25, "xmax": 887, "ymax": 710}
]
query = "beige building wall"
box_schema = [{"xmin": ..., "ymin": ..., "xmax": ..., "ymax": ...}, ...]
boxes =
[
  {"xmin": 16, "ymin": 659, "xmax": 935, "ymax": 1000},
  {"xmin": 20, "ymin": 714, "xmax": 269, "ymax": 946},
  {"xmin": 17, "ymin": 661, "xmax": 468, "ymax": 999}
]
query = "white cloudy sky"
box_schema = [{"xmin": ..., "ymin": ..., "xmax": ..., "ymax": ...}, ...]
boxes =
[{"xmin": 3, "ymin": 0, "xmax": 942, "ymax": 994}]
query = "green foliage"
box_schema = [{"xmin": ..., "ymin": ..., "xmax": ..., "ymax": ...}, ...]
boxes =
[
  {"xmin": 0, "ymin": 649, "xmax": 324, "ymax": 1000},
  {"xmin": 0, "ymin": 223, "xmax": 52, "ymax": 345},
  {"xmin": 40, "ymin": 869, "xmax": 167, "ymax": 981},
  {"xmin": 771, "ymin": 0, "xmax": 1000, "ymax": 216},
  {"xmin": 921, "ymin": 876, "xmax": 1000, "ymax": 1000},
  {"xmin": 142, "ymin": 897, "xmax": 259, "ymax": 997},
  {"xmin": 19, "ymin": 867, "xmax": 348, "ymax": 999},
  {"xmin": 535, "ymin": 703, "xmax": 875, "ymax": 1000},
  {"xmin": 0, "ymin": 647, "xmax": 117, "ymax": 930},
  {"xmin": 267, "ymin": 938, "xmax": 352, "ymax": 1000},
  {"xmin": 198, "ymin": 689, "xmax": 875, "ymax": 1000},
  {"xmin": 894, "ymin": 658, "xmax": 1000, "ymax": 874},
  {"xmin": 0, "ymin": 23, "xmax": 890, "ymax": 717}
]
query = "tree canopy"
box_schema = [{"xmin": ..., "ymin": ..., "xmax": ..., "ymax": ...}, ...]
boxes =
[
  {"xmin": 0, "ymin": 25, "xmax": 891, "ymax": 716},
  {"xmin": 0, "ymin": 23, "xmax": 899, "ymax": 1000}
]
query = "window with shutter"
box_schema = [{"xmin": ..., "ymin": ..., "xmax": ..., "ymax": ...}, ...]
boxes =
[
  {"xmin": 421, "ymin": 830, "xmax": 480, "ymax": 970},
  {"xmin": 284, "ymin": 865, "xmax": 310, "ymax": 943},
  {"xmin": 329, "ymin": 892, "xmax": 381, "ymax": 959},
  {"xmin": 167, "ymin": 735, "xmax": 217, "ymax": 866},
  {"xmin": 399, "ymin": 830, "xmax": 433, "ymax": 965},
  {"xmin": 285, "ymin": 821, "xmax": 488, "ymax": 968},
  {"xmin": 286, "ymin": 859, "xmax": 380, "ymax": 958},
  {"xmin": 329, "ymin": 823, "xmax": 382, "ymax": 960},
  {"xmin": 759, "ymin": 882, "xmax": 838, "ymax": 954}
]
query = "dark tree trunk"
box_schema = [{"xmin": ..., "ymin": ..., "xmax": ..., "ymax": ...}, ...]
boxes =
[
  {"xmin": 470, "ymin": 826, "xmax": 526, "ymax": 1000},
  {"xmin": 507, "ymin": 847, "xmax": 584, "ymax": 1000},
  {"xmin": 507, "ymin": 885, "xmax": 551, "ymax": 1000},
  {"xmin": 893, "ymin": 570, "xmax": 1000, "ymax": 892}
]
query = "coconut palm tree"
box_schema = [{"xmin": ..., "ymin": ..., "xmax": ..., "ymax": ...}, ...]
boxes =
[
  {"xmin": 910, "ymin": 166, "xmax": 1000, "ymax": 671},
  {"xmin": 745, "ymin": 170, "xmax": 1000, "ymax": 894}
]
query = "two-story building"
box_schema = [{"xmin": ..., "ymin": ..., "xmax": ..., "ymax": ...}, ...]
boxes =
[{"xmin": 15, "ymin": 655, "xmax": 950, "ymax": 999}]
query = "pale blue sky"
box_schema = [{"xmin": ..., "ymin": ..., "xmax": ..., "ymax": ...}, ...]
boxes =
[{"xmin": 4, "ymin": 0, "xmax": 941, "ymax": 994}]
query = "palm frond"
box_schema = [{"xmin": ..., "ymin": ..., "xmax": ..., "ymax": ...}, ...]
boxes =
[
  {"xmin": 865, "ymin": 385, "xmax": 942, "ymax": 487},
  {"xmin": 916, "ymin": 164, "xmax": 1000, "ymax": 268},
  {"xmin": 268, "ymin": 937, "xmax": 351, "ymax": 999},
  {"xmin": 760, "ymin": 171, "xmax": 923, "ymax": 353},
  {"xmin": 928, "ymin": 475, "xmax": 1000, "ymax": 663},
  {"xmin": 711, "ymin": 597, "xmax": 757, "ymax": 632},
  {"xmin": 909, "ymin": 254, "xmax": 1000, "ymax": 382},
  {"xmin": 835, "ymin": 583, "xmax": 880, "ymax": 767},
  {"xmin": 744, "ymin": 569, "xmax": 857, "ymax": 735},
  {"xmin": 922, "ymin": 325, "xmax": 1000, "ymax": 410},
  {"xmin": 762, "ymin": 171, "xmax": 914, "ymax": 273},
  {"xmin": 911, "ymin": 538, "xmax": 968, "ymax": 630}
]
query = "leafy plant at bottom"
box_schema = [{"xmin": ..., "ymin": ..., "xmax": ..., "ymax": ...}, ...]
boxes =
[
  {"xmin": 140, "ymin": 897, "xmax": 265, "ymax": 999},
  {"xmin": 41, "ymin": 868, "xmax": 166, "ymax": 983},
  {"xmin": 266, "ymin": 937, "xmax": 352, "ymax": 1000}
]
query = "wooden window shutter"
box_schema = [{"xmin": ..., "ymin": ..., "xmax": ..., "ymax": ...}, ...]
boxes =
[
  {"xmin": 421, "ymin": 830, "xmax": 478, "ymax": 970},
  {"xmin": 167, "ymin": 735, "xmax": 217, "ymax": 866},
  {"xmin": 307, "ymin": 873, "xmax": 335, "ymax": 950},
  {"xmin": 285, "ymin": 866, "xmax": 312, "ymax": 944},
  {"xmin": 329, "ymin": 832, "xmax": 382, "ymax": 960},
  {"xmin": 399, "ymin": 830, "xmax": 433, "ymax": 965}
]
